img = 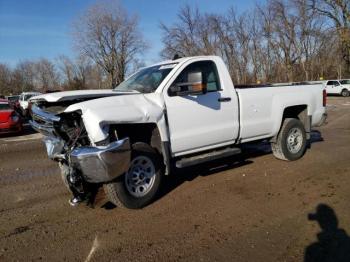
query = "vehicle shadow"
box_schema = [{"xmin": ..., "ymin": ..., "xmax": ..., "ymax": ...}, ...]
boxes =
[
  {"xmin": 304, "ymin": 204, "xmax": 350, "ymax": 262},
  {"xmin": 101, "ymin": 130, "xmax": 324, "ymax": 210},
  {"xmin": 159, "ymin": 155, "xmax": 253, "ymax": 200},
  {"xmin": 101, "ymin": 156, "xmax": 255, "ymax": 210},
  {"xmin": 307, "ymin": 130, "xmax": 324, "ymax": 148},
  {"xmin": 158, "ymin": 130, "xmax": 324, "ymax": 205}
]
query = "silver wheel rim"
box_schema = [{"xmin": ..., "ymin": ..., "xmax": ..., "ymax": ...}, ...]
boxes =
[
  {"xmin": 286, "ymin": 127, "xmax": 303, "ymax": 154},
  {"xmin": 125, "ymin": 156, "xmax": 156, "ymax": 198}
]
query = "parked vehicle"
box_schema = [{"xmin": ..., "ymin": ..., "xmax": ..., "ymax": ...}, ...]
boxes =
[
  {"xmin": 19, "ymin": 92, "xmax": 42, "ymax": 116},
  {"xmin": 30, "ymin": 56, "xmax": 327, "ymax": 209},
  {"xmin": 325, "ymin": 80, "xmax": 350, "ymax": 97},
  {"xmin": 6, "ymin": 95, "xmax": 20, "ymax": 110},
  {"xmin": 340, "ymin": 79, "xmax": 350, "ymax": 92},
  {"xmin": 6, "ymin": 95, "xmax": 20, "ymax": 103},
  {"xmin": 0, "ymin": 99, "xmax": 22, "ymax": 134}
]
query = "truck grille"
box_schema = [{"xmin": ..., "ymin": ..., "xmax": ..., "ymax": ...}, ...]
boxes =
[{"xmin": 30, "ymin": 105, "xmax": 60, "ymax": 137}]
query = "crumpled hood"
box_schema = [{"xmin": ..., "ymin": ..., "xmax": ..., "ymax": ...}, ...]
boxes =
[
  {"xmin": 30, "ymin": 89, "xmax": 119, "ymax": 103},
  {"xmin": 64, "ymin": 93, "xmax": 164, "ymax": 143}
]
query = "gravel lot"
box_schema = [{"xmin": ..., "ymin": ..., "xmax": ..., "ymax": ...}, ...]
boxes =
[{"xmin": 0, "ymin": 97, "xmax": 349, "ymax": 262}]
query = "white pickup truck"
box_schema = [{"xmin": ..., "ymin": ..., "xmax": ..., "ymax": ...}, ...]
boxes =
[{"xmin": 30, "ymin": 56, "xmax": 327, "ymax": 209}]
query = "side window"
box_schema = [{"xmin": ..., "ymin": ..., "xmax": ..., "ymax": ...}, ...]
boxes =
[
  {"xmin": 169, "ymin": 60, "xmax": 221, "ymax": 96},
  {"xmin": 327, "ymin": 81, "xmax": 339, "ymax": 86}
]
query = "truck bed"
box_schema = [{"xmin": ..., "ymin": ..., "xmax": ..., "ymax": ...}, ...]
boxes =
[{"xmin": 235, "ymin": 83, "xmax": 325, "ymax": 143}]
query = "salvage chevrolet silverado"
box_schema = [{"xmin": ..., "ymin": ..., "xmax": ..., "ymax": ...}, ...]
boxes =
[{"xmin": 30, "ymin": 56, "xmax": 327, "ymax": 209}]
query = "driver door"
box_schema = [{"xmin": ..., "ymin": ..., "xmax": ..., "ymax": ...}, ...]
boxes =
[{"xmin": 164, "ymin": 60, "xmax": 238, "ymax": 156}]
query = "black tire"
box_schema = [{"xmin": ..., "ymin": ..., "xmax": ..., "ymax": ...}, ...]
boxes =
[
  {"xmin": 271, "ymin": 118, "xmax": 307, "ymax": 161},
  {"xmin": 341, "ymin": 89, "xmax": 349, "ymax": 97},
  {"xmin": 104, "ymin": 142, "xmax": 163, "ymax": 209}
]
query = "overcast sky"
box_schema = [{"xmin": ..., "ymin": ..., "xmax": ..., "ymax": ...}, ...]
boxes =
[{"xmin": 0, "ymin": 0, "xmax": 257, "ymax": 67}]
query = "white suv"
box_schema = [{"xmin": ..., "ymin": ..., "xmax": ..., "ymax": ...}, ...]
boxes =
[
  {"xmin": 325, "ymin": 80, "xmax": 350, "ymax": 97},
  {"xmin": 19, "ymin": 92, "xmax": 42, "ymax": 115}
]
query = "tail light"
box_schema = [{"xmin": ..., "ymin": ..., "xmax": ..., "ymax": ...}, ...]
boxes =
[{"xmin": 323, "ymin": 89, "xmax": 327, "ymax": 107}]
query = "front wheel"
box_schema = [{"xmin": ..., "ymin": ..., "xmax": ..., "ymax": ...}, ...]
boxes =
[
  {"xmin": 271, "ymin": 118, "xmax": 307, "ymax": 161},
  {"xmin": 341, "ymin": 89, "xmax": 349, "ymax": 97},
  {"xmin": 104, "ymin": 142, "xmax": 163, "ymax": 209}
]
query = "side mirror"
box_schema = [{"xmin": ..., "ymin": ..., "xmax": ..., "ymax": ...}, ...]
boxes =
[{"xmin": 169, "ymin": 71, "xmax": 207, "ymax": 96}]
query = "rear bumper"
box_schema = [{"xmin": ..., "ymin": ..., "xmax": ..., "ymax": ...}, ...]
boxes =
[{"xmin": 43, "ymin": 136, "xmax": 131, "ymax": 183}]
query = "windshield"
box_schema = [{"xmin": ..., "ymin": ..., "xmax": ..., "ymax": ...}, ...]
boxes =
[
  {"xmin": 115, "ymin": 64, "xmax": 177, "ymax": 93},
  {"xmin": 7, "ymin": 96, "xmax": 19, "ymax": 102},
  {"xmin": 0, "ymin": 103, "xmax": 11, "ymax": 110},
  {"xmin": 340, "ymin": 80, "xmax": 350, "ymax": 85}
]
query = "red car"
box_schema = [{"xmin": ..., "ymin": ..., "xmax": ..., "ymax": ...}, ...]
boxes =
[{"xmin": 0, "ymin": 99, "xmax": 23, "ymax": 134}]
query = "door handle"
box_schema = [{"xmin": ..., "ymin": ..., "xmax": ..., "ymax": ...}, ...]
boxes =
[{"xmin": 218, "ymin": 97, "xmax": 231, "ymax": 102}]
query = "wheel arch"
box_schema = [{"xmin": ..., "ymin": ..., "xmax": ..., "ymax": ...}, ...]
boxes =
[
  {"xmin": 271, "ymin": 105, "xmax": 311, "ymax": 142},
  {"xmin": 110, "ymin": 122, "xmax": 171, "ymax": 175}
]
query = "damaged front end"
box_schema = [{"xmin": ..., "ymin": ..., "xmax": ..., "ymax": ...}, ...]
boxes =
[{"xmin": 30, "ymin": 104, "xmax": 131, "ymax": 206}]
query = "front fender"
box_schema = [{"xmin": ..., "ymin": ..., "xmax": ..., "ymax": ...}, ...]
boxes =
[{"xmin": 64, "ymin": 94, "xmax": 167, "ymax": 144}]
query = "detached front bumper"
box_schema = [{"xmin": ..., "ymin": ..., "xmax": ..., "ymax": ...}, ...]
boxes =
[
  {"xmin": 43, "ymin": 137, "xmax": 131, "ymax": 183},
  {"xmin": 70, "ymin": 138, "xmax": 131, "ymax": 183}
]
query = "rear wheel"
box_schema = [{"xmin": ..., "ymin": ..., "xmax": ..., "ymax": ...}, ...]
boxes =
[
  {"xmin": 341, "ymin": 89, "xmax": 349, "ymax": 97},
  {"xmin": 104, "ymin": 142, "xmax": 163, "ymax": 209},
  {"xmin": 271, "ymin": 118, "xmax": 307, "ymax": 161}
]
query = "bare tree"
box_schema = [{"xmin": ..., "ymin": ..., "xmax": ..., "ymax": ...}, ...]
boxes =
[
  {"xmin": 309, "ymin": 0, "xmax": 350, "ymax": 75},
  {"xmin": 33, "ymin": 58, "xmax": 59, "ymax": 92},
  {"xmin": 57, "ymin": 55, "xmax": 94, "ymax": 90},
  {"xmin": 73, "ymin": 0, "xmax": 147, "ymax": 88},
  {"xmin": 13, "ymin": 61, "xmax": 36, "ymax": 92},
  {"xmin": 160, "ymin": 5, "xmax": 219, "ymax": 58},
  {"xmin": 86, "ymin": 64, "xmax": 107, "ymax": 89},
  {"xmin": 0, "ymin": 64, "xmax": 12, "ymax": 95},
  {"xmin": 160, "ymin": 1, "xmax": 342, "ymax": 83},
  {"xmin": 57, "ymin": 55, "xmax": 75, "ymax": 85}
]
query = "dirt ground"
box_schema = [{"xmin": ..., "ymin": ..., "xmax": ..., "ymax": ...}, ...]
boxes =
[{"xmin": 0, "ymin": 97, "xmax": 349, "ymax": 262}]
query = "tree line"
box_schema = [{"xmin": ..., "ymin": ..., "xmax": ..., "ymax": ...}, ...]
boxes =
[
  {"xmin": 161, "ymin": 0, "xmax": 350, "ymax": 84},
  {"xmin": 0, "ymin": 0, "xmax": 349, "ymax": 95}
]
